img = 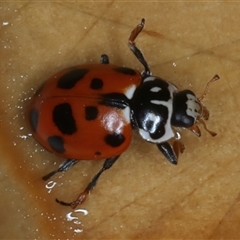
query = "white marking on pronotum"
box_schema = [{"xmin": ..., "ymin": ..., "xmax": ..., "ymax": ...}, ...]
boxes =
[
  {"xmin": 125, "ymin": 85, "xmax": 136, "ymax": 99},
  {"xmin": 168, "ymin": 81, "xmax": 178, "ymax": 93},
  {"xmin": 143, "ymin": 76, "xmax": 156, "ymax": 82},
  {"xmin": 150, "ymin": 100, "xmax": 162, "ymax": 105},
  {"xmin": 150, "ymin": 100, "xmax": 171, "ymax": 108},
  {"xmin": 150, "ymin": 86, "xmax": 161, "ymax": 92},
  {"xmin": 122, "ymin": 107, "xmax": 130, "ymax": 123},
  {"xmin": 139, "ymin": 123, "xmax": 175, "ymax": 143}
]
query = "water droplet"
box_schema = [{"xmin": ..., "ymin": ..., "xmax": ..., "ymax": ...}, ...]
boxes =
[
  {"xmin": 75, "ymin": 208, "xmax": 88, "ymax": 215},
  {"xmin": 66, "ymin": 212, "xmax": 78, "ymax": 221},
  {"xmin": 65, "ymin": 209, "xmax": 88, "ymax": 234},
  {"xmin": 175, "ymin": 131, "xmax": 181, "ymax": 140},
  {"xmin": 45, "ymin": 181, "xmax": 57, "ymax": 193},
  {"xmin": 2, "ymin": 21, "xmax": 9, "ymax": 26}
]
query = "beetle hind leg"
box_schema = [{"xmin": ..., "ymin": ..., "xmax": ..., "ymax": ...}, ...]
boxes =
[
  {"xmin": 42, "ymin": 159, "xmax": 79, "ymax": 181},
  {"xmin": 56, "ymin": 155, "xmax": 120, "ymax": 208}
]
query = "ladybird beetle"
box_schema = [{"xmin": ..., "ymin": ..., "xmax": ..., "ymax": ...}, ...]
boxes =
[{"xmin": 27, "ymin": 19, "xmax": 219, "ymax": 208}]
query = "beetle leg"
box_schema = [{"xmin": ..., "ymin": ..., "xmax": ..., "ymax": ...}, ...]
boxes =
[
  {"xmin": 128, "ymin": 18, "xmax": 151, "ymax": 77},
  {"xmin": 199, "ymin": 119, "xmax": 217, "ymax": 137},
  {"xmin": 173, "ymin": 140, "xmax": 185, "ymax": 158},
  {"xmin": 157, "ymin": 142, "xmax": 178, "ymax": 165},
  {"xmin": 56, "ymin": 155, "xmax": 120, "ymax": 208},
  {"xmin": 42, "ymin": 159, "xmax": 79, "ymax": 181},
  {"xmin": 100, "ymin": 54, "xmax": 109, "ymax": 64},
  {"xmin": 189, "ymin": 124, "xmax": 202, "ymax": 137},
  {"xmin": 189, "ymin": 121, "xmax": 216, "ymax": 137}
]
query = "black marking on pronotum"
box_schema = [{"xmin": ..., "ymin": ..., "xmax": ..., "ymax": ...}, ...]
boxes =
[
  {"xmin": 113, "ymin": 67, "xmax": 137, "ymax": 76},
  {"xmin": 57, "ymin": 69, "xmax": 89, "ymax": 89},
  {"xmin": 53, "ymin": 103, "xmax": 77, "ymax": 134},
  {"xmin": 29, "ymin": 109, "xmax": 39, "ymax": 132},
  {"xmin": 149, "ymin": 120, "xmax": 166, "ymax": 140},
  {"xmin": 145, "ymin": 106, "xmax": 168, "ymax": 140},
  {"xmin": 47, "ymin": 136, "xmax": 65, "ymax": 153},
  {"xmin": 132, "ymin": 100, "xmax": 169, "ymax": 140},
  {"xmin": 100, "ymin": 93, "xmax": 129, "ymax": 109},
  {"xmin": 137, "ymin": 78, "xmax": 171, "ymax": 102},
  {"xmin": 90, "ymin": 78, "xmax": 103, "ymax": 90},
  {"xmin": 104, "ymin": 133, "xmax": 125, "ymax": 147},
  {"xmin": 85, "ymin": 106, "xmax": 99, "ymax": 121},
  {"xmin": 147, "ymin": 105, "xmax": 168, "ymax": 140}
]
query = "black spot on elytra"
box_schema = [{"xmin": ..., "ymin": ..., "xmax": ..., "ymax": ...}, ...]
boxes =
[
  {"xmin": 85, "ymin": 106, "xmax": 98, "ymax": 121},
  {"xmin": 114, "ymin": 67, "xmax": 137, "ymax": 76},
  {"xmin": 47, "ymin": 136, "xmax": 65, "ymax": 153},
  {"xmin": 57, "ymin": 69, "xmax": 89, "ymax": 89},
  {"xmin": 29, "ymin": 109, "xmax": 39, "ymax": 132},
  {"xmin": 95, "ymin": 151, "xmax": 101, "ymax": 156},
  {"xmin": 105, "ymin": 133, "xmax": 125, "ymax": 147},
  {"xmin": 90, "ymin": 78, "xmax": 103, "ymax": 90},
  {"xmin": 53, "ymin": 103, "xmax": 77, "ymax": 134}
]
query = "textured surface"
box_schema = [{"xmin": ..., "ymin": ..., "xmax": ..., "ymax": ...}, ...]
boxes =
[{"xmin": 0, "ymin": 2, "xmax": 239, "ymax": 239}]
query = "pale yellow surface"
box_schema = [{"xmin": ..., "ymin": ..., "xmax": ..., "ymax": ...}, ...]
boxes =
[{"xmin": 0, "ymin": 2, "xmax": 239, "ymax": 239}]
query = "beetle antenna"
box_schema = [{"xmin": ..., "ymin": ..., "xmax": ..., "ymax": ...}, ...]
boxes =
[
  {"xmin": 128, "ymin": 18, "xmax": 151, "ymax": 77},
  {"xmin": 198, "ymin": 74, "xmax": 220, "ymax": 101}
]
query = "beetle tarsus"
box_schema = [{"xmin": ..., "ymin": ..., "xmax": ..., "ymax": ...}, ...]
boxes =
[
  {"xmin": 173, "ymin": 141, "xmax": 185, "ymax": 158},
  {"xmin": 56, "ymin": 191, "xmax": 88, "ymax": 209},
  {"xmin": 56, "ymin": 156, "xmax": 120, "ymax": 208}
]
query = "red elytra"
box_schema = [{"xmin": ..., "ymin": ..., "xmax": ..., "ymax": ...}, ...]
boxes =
[{"xmin": 28, "ymin": 64, "xmax": 142, "ymax": 160}]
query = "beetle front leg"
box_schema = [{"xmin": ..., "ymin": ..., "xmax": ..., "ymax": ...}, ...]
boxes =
[
  {"xmin": 173, "ymin": 140, "xmax": 185, "ymax": 158},
  {"xmin": 157, "ymin": 142, "xmax": 179, "ymax": 165},
  {"xmin": 128, "ymin": 18, "xmax": 151, "ymax": 77},
  {"xmin": 189, "ymin": 124, "xmax": 201, "ymax": 137}
]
